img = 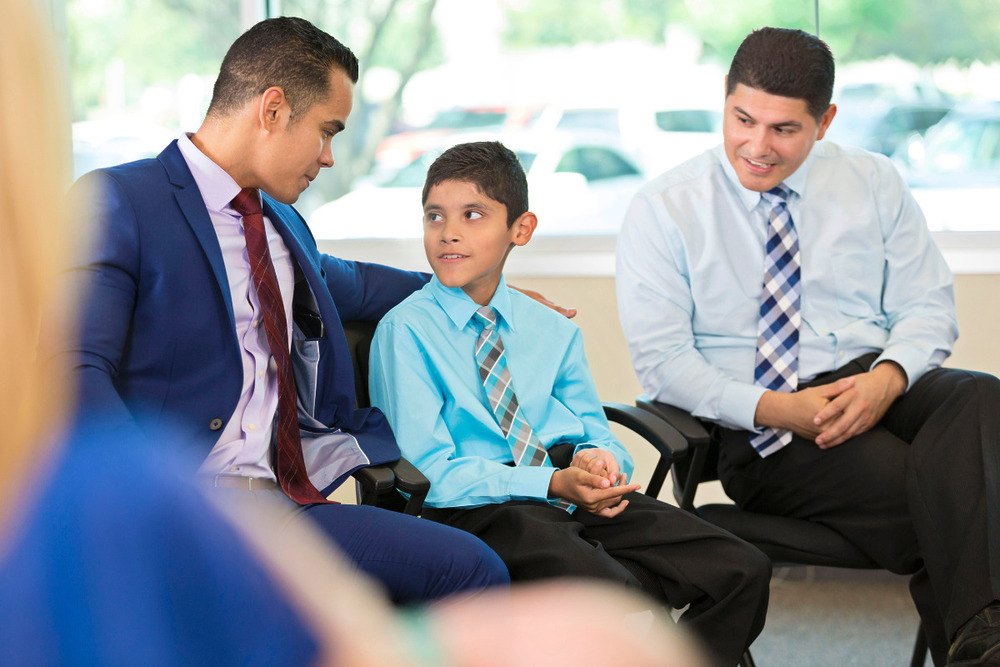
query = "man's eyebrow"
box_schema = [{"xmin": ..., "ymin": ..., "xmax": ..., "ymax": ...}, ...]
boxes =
[{"xmin": 732, "ymin": 106, "xmax": 803, "ymax": 129}]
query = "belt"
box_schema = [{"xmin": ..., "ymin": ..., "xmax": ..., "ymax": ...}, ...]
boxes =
[{"xmin": 210, "ymin": 475, "xmax": 280, "ymax": 491}]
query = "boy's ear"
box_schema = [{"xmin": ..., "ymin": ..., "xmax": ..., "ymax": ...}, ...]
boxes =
[{"xmin": 510, "ymin": 211, "xmax": 537, "ymax": 247}]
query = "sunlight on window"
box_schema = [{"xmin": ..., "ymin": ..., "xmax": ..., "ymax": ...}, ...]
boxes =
[{"xmin": 66, "ymin": 0, "xmax": 1000, "ymax": 237}]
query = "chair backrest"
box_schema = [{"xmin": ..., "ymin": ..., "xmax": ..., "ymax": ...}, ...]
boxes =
[{"xmin": 343, "ymin": 320, "xmax": 378, "ymax": 409}]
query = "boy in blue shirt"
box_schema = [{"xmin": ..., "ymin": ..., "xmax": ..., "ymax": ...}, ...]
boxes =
[{"xmin": 369, "ymin": 141, "xmax": 769, "ymax": 666}]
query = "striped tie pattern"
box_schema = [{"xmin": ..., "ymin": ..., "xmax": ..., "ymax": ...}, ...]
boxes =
[
  {"xmin": 750, "ymin": 184, "xmax": 801, "ymax": 457},
  {"xmin": 473, "ymin": 306, "xmax": 573, "ymax": 511},
  {"xmin": 231, "ymin": 188, "xmax": 330, "ymax": 505}
]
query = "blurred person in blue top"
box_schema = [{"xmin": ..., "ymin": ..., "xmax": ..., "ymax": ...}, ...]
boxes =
[
  {"xmin": 368, "ymin": 140, "xmax": 770, "ymax": 667},
  {"xmin": 617, "ymin": 27, "xmax": 1000, "ymax": 666}
]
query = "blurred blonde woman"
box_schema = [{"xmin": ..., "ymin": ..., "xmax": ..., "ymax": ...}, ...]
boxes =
[
  {"xmin": 0, "ymin": 2, "xmax": 394, "ymax": 664},
  {"xmin": 0, "ymin": 3, "xmax": 706, "ymax": 665}
]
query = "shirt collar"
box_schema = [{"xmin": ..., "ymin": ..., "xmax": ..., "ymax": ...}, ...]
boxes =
[
  {"xmin": 428, "ymin": 275, "xmax": 516, "ymax": 333},
  {"xmin": 716, "ymin": 142, "xmax": 813, "ymax": 210},
  {"xmin": 176, "ymin": 132, "xmax": 246, "ymax": 217}
]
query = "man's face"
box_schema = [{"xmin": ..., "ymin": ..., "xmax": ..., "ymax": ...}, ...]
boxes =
[
  {"xmin": 260, "ymin": 67, "xmax": 354, "ymax": 205},
  {"xmin": 723, "ymin": 82, "xmax": 836, "ymax": 192}
]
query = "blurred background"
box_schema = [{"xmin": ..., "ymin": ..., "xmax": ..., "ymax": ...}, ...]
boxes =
[{"xmin": 53, "ymin": 0, "xmax": 1000, "ymax": 238}]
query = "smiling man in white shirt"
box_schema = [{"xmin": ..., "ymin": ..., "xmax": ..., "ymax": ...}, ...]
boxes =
[{"xmin": 617, "ymin": 26, "xmax": 1000, "ymax": 666}]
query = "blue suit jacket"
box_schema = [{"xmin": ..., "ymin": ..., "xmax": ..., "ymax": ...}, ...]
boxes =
[{"xmin": 66, "ymin": 140, "xmax": 427, "ymax": 493}]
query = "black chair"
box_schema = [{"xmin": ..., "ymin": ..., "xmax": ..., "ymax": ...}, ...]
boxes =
[
  {"xmin": 635, "ymin": 394, "xmax": 930, "ymax": 667},
  {"xmin": 344, "ymin": 320, "xmax": 429, "ymax": 515}
]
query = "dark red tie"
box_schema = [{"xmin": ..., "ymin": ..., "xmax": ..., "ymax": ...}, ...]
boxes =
[{"xmin": 231, "ymin": 187, "xmax": 330, "ymax": 505}]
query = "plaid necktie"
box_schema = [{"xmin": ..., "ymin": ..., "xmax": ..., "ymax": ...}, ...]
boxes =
[
  {"xmin": 231, "ymin": 188, "xmax": 330, "ymax": 505},
  {"xmin": 750, "ymin": 184, "xmax": 801, "ymax": 458},
  {"xmin": 473, "ymin": 306, "xmax": 573, "ymax": 511}
]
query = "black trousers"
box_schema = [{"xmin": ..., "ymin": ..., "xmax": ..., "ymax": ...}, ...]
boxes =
[
  {"xmin": 425, "ymin": 491, "xmax": 771, "ymax": 667},
  {"xmin": 718, "ymin": 354, "xmax": 1000, "ymax": 665}
]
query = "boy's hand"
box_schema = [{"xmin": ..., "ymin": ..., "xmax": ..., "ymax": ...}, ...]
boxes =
[
  {"xmin": 548, "ymin": 468, "xmax": 640, "ymax": 518},
  {"xmin": 509, "ymin": 286, "xmax": 577, "ymax": 319},
  {"xmin": 570, "ymin": 448, "xmax": 621, "ymax": 485}
]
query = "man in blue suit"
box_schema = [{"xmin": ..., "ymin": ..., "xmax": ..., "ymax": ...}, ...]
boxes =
[{"xmin": 63, "ymin": 16, "xmax": 509, "ymax": 603}]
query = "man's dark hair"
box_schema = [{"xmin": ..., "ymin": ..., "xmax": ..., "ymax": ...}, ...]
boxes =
[
  {"xmin": 727, "ymin": 27, "xmax": 835, "ymax": 121},
  {"xmin": 207, "ymin": 17, "xmax": 359, "ymax": 122},
  {"xmin": 422, "ymin": 141, "xmax": 528, "ymax": 227}
]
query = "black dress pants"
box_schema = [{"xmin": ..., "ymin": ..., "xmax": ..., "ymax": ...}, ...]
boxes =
[
  {"xmin": 425, "ymin": 491, "xmax": 771, "ymax": 667},
  {"xmin": 718, "ymin": 354, "xmax": 1000, "ymax": 666}
]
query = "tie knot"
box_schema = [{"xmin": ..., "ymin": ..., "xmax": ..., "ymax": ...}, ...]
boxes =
[
  {"xmin": 473, "ymin": 306, "xmax": 498, "ymax": 332},
  {"xmin": 231, "ymin": 187, "xmax": 263, "ymax": 218},
  {"xmin": 762, "ymin": 183, "xmax": 790, "ymax": 206}
]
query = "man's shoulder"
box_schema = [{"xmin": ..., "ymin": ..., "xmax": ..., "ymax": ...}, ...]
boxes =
[
  {"xmin": 77, "ymin": 142, "xmax": 180, "ymax": 198},
  {"xmin": 805, "ymin": 140, "xmax": 905, "ymax": 192},
  {"xmin": 810, "ymin": 140, "xmax": 897, "ymax": 171},
  {"xmin": 638, "ymin": 145, "xmax": 725, "ymax": 198}
]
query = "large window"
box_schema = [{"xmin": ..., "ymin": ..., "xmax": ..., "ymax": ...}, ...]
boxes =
[{"xmin": 66, "ymin": 0, "xmax": 1000, "ymax": 240}]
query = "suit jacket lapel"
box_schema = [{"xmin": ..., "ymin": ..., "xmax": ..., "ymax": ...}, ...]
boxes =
[{"xmin": 158, "ymin": 141, "xmax": 237, "ymax": 333}]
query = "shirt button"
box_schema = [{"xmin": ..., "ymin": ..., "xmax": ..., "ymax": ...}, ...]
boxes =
[
  {"xmin": 248, "ymin": 423, "xmax": 257, "ymax": 431},
  {"xmin": 209, "ymin": 418, "xmax": 224, "ymax": 431},
  {"xmin": 838, "ymin": 351, "xmax": 845, "ymax": 358},
  {"xmin": 269, "ymin": 358, "xmax": 277, "ymax": 372}
]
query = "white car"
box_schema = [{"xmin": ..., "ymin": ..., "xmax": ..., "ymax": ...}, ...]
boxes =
[
  {"xmin": 900, "ymin": 100, "xmax": 1000, "ymax": 232},
  {"xmin": 308, "ymin": 130, "xmax": 647, "ymax": 239}
]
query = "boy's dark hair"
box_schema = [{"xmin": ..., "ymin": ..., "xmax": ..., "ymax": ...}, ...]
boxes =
[
  {"xmin": 726, "ymin": 27, "xmax": 835, "ymax": 121},
  {"xmin": 207, "ymin": 17, "xmax": 359, "ymax": 123},
  {"xmin": 422, "ymin": 141, "xmax": 528, "ymax": 227}
]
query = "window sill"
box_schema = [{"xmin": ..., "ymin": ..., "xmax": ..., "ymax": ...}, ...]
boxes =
[{"xmin": 316, "ymin": 231, "xmax": 1000, "ymax": 277}]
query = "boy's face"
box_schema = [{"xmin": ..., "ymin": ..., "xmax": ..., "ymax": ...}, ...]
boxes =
[
  {"xmin": 423, "ymin": 179, "xmax": 535, "ymax": 306},
  {"xmin": 722, "ymin": 81, "xmax": 836, "ymax": 193}
]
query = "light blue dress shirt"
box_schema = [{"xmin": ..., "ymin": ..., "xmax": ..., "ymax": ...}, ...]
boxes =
[
  {"xmin": 369, "ymin": 275, "xmax": 633, "ymax": 509},
  {"xmin": 616, "ymin": 142, "xmax": 958, "ymax": 432}
]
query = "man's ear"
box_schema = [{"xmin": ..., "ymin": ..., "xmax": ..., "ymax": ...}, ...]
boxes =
[
  {"xmin": 511, "ymin": 211, "xmax": 537, "ymax": 247},
  {"xmin": 816, "ymin": 103, "xmax": 837, "ymax": 140},
  {"xmin": 258, "ymin": 86, "xmax": 289, "ymax": 132}
]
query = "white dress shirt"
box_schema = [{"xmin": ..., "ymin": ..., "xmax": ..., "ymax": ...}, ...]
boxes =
[{"xmin": 616, "ymin": 141, "xmax": 958, "ymax": 432}]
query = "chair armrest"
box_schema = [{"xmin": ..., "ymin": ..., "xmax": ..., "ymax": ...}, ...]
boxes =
[
  {"xmin": 353, "ymin": 463, "xmax": 396, "ymax": 507},
  {"xmin": 634, "ymin": 395, "xmax": 713, "ymax": 511},
  {"xmin": 635, "ymin": 395, "xmax": 711, "ymax": 447},
  {"xmin": 603, "ymin": 402, "xmax": 689, "ymax": 460},
  {"xmin": 387, "ymin": 457, "xmax": 429, "ymax": 516},
  {"xmin": 602, "ymin": 401, "xmax": 690, "ymax": 499}
]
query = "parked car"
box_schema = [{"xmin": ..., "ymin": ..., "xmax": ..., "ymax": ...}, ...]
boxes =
[
  {"xmin": 530, "ymin": 104, "xmax": 721, "ymax": 175},
  {"xmin": 900, "ymin": 100, "xmax": 1000, "ymax": 231},
  {"xmin": 826, "ymin": 80, "xmax": 953, "ymax": 156},
  {"xmin": 374, "ymin": 105, "xmax": 541, "ymax": 172},
  {"xmin": 309, "ymin": 130, "xmax": 647, "ymax": 239}
]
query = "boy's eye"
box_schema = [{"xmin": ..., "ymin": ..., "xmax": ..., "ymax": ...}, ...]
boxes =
[
  {"xmin": 425, "ymin": 212, "xmax": 442, "ymax": 223},
  {"xmin": 465, "ymin": 211, "xmax": 483, "ymax": 220}
]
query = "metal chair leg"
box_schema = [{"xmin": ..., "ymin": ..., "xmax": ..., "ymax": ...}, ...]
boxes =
[{"xmin": 910, "ymin": 621, "xmax": 929, "ymax": 667}]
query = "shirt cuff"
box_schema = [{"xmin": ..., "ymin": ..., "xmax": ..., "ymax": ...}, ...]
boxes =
[
  {"xmin": 507, "ymin": 464, "xmax": 557, "ymax": 501},
  {"xmin": 719, "ymin": 381, "xmax": 769, "ymax": 432},
  {"xmin": 872, "ymin": 348, "xmax": 935, "ymax": 390}
]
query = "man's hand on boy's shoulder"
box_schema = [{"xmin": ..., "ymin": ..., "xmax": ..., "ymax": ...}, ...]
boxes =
[
  {"xmin": 548, "ymin": 467, "xmax": 640, "ymax": 519},
  {"xmin": 510, "ymin": 286, "xmax": 577, "ymax": 319}
]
